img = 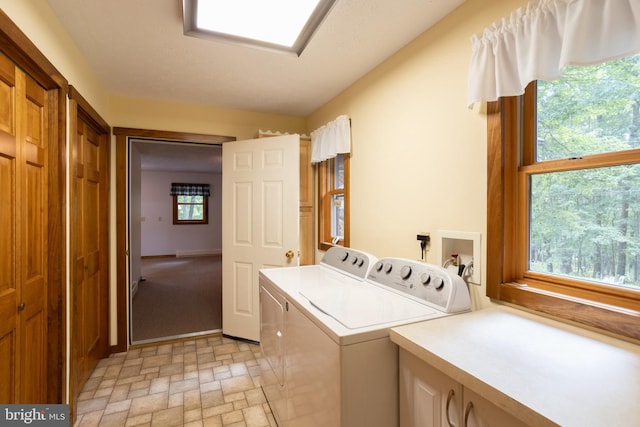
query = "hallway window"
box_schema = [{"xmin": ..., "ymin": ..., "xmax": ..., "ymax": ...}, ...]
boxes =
[{"xmin": 171, "ymin": 182, "xmax": 210, "ymax": 224}]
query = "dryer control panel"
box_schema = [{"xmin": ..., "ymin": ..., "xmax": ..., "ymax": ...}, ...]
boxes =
[
  {"xmin": 366, "ymin": 258, "xmax": 471, "ymax": 313},
  {"xmin": 320, "ymin": 246, "xmax": 378, "ymax": 280}
]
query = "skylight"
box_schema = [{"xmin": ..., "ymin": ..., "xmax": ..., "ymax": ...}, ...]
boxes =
[{"xmin": 182, "ymin": 0, "xmax": 337, "ymax": 56}]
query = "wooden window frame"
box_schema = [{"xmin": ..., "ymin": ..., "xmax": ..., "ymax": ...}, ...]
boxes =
[
  {"xmin": 318, "ymin": 154, "xmax": 350, "ymax": 251},
  {"xmin": 173, "ymin": 195, "xmax": 209, "ymax": 224},
  {"xmin": 487, "ymin": 83, "xmax": 640, "ymax": 341}
]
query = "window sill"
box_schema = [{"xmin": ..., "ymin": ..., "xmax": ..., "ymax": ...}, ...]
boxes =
[
  {"xmin": 318, "ymin": 240, "xmax": 344, "ymax": 252},
  {"xmin": 496, "ymin": 282, "xmax": 640, "ymax": 342}
]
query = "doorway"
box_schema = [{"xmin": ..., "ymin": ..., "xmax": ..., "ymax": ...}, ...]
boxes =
[
  {"xmin": 114, "ymin": 128, "xmax": 236, "ymax": 350},
  {"xmin": 130, "ymin": 139, "xmax": 226, "ymax": 343}
]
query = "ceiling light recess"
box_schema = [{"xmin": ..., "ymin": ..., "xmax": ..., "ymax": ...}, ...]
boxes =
[{"xmin": 183, "ymin": 0, "xmax": 337, "ymax": 56}]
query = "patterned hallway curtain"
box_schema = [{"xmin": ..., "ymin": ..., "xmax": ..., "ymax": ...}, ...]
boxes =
[{"xmin": 170, "ymin": 183, "xmax": 210, "ymax": 197}]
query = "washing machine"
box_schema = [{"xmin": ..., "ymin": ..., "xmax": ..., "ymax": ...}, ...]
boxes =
[{"xmin": 259, "ymin": 247, "xmax": 471, "ymax": 427}]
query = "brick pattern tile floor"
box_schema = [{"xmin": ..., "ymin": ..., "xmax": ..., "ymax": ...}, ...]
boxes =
[{"xmin": 73, "ymin": 335, "xmax": 277, "ymax": 427}]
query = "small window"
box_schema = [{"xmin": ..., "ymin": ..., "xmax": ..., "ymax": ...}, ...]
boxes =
[
  {"xmin": 170, "ymin": 182, "xmax": 210, "ymax": 225},
  {"xmin": 318, "ymin": 154, "xmax": 349, "ymax": 250}
]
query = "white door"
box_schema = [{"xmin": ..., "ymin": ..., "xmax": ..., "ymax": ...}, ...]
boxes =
[{"xmin": 222, "ymin": 134, "xmax": 300, "ymax": 341}]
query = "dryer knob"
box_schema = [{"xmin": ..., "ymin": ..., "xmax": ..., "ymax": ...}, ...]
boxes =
[
  {"xmin": 351, "ymin": 256, "xmax": 359, "ymax": 265},
  {"xmin": 340, "ymin": 251, "xmax": 349, "ymax": 262},
  {"xmin": 384, "ymin": 263, "xmax": 393, "ymax": 273},
  {"xmin": 400, "ymin": 266, "xmax": 412, "ymax": 280},
  {"xmin": 420, "ymin": 273, "xmax": 431, "ymax": 285},
  {"xmin": 357, "ymin": 258, "xmax": 365, "ymax": 267},
  {"xmin": 374, "ymin": 261, "xmax": 384, "ymax": 272},
  {"xmin": 434, "ymin": 277, "xmax": 445, "ymax": 290}
]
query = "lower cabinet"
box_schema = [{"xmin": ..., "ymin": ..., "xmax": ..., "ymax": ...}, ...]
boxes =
[{"xmin": 399, "ymin": 349, "xmax": 528, "ymax": 427}]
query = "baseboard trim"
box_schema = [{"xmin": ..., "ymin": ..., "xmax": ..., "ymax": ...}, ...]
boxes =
[{"xmin": 176, "ymin": 249, "xmax": 222, "ymax": 257}]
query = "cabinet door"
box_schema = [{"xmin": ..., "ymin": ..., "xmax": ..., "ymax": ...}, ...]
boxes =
[
  {"xmin": 462, "ymin": 387, "xmax": 529, "ymax": 427},
  {"xmin": 298, "ymin": 136, "xmax": 315, "ymax": 265},
  {"xmin": 400, "ymin": 349, "xmax": 463, "ymax": 427}
]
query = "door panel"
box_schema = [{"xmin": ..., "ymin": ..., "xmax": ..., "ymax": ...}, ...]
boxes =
[
  {"xmin": 19, "ymin": 70, "xmax": 48, "ymax": 403},
  {"xmin": 222, "ymin": 135, "xmax": 299, "ymax": 341},
  {"xmin": 259, "ymin": 132, "xmax": 315, "ymax": 266},
  {"xmin": 70, "ymin": 109, "xmax": 109, "ymax": 407},
  {"xmin": 83, "ymin": 124, "xmax": 102, "ymax": 363},
  {"xmin": 20, "ymin": 307, "xmax": 46, "ymax": 403},
  {"xmin": 0, "ymin": 329, "xmax": 15, "ymax": 402},
  {"xmin": 0, "ymin": 55, "xmax": 17, "ymax": 403}
]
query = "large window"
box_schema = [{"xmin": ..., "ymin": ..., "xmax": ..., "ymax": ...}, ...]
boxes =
[
  {"xmin": 318, "ymin": 153, "xmax": 349, "ymax": 250},
  {"xmin": 487, "ymin": 54, "xmax": 640, "ymax": 341}
]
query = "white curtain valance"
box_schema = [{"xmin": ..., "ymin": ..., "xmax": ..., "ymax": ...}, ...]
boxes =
[
  {"xmin": 310, "ymin": 115, "xmax": 351, "ymax": 164},
  {"xmin": 467, "ymin": 0, "xmax": 640, "ymax": 108}
]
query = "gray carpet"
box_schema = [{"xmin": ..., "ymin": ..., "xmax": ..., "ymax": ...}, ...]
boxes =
[{"xmin": 131, "ymin": 255, "xmax": 222, "ymax": 342}]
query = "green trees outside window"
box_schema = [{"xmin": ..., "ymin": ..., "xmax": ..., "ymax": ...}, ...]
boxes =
[{"xmin": 531, "ymin": 54, "xmax": 640, "ymax": 290}]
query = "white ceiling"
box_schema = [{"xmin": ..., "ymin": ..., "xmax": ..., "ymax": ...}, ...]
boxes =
[
  {"xmin": 134, "ymin": 140, "xmax": 223, "ymax": 173},
  {"xmin": 47, "ymin": 0, "xmax": 465, "ymax": 117},
  {"xmin": 47, "ymin": 0, "xmax": 465, "ymax": 172}
]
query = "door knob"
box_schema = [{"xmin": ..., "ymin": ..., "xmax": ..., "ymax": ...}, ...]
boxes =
[
  {"xmin": 285, "ymin": 250, "xmax": 295, "ymax": 259},
  {"xmin": 17, "ymin": 303, "xmax": 25, "ymax": 312}
]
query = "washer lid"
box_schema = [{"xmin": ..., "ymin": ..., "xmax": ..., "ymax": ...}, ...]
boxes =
[{"xmin": 299, "ymin": 280, "xmax": 439, "ymax": 329}]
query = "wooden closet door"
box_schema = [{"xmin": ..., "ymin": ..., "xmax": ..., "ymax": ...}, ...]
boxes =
[
  {"xmin": 70, "ymin": 90, "xmax": 110, "ymax": 419},
  {"xmin": 19, "ymin": 65, "xmax": 49, "ymax": 403},
  {"xmin": 0, "ymin": 53, "xmax": 49, "ymax": 403},
  {"xmin": 0, "ymin": 50, "xmax": 18, "ymax": 404},
  {"xmin": 72, "ymin": 118, "xmax": 107, "ymax": 387}
]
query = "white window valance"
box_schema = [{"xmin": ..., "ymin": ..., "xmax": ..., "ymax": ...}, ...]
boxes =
[
  {"xmin": 467, "ymin": 0, "xmax": 640, "ymax": 108},
  {"xmin": 310, "ymin": 115, "xmax": 351, "ymax": 164}
]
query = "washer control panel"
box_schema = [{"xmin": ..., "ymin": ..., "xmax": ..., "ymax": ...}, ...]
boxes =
[
  {"xmin": 366, "ymin": 258, "xmax": 471, "ymax": 313},
  {"xmin": 320, "ymin": 246, "xmax": 378, "ymax": 280}
]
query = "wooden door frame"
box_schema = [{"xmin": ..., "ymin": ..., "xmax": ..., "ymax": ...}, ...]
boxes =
[
  {"xmin": 113, "ymin": 127, "xmax": 235, "ymax": 352},
  {"xmin": 0, "ymin": 11, "xmax": 68, "ymax": 403}
]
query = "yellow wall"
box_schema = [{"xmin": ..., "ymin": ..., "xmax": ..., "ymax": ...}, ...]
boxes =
[
  {"xmin": 108, "ymin": 96, "xmax": 305, "ymax": 140},
  {"xmin": 307, "ymin": 0, "xmax": 523, "ymax": 308},
  {"xmin": 1, "ymin": 0, "xmax": 526, "ymax": 356}
]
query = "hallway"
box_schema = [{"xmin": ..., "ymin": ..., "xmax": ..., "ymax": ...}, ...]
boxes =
[
  {"xmin": 132, "ymin": 256, "xmax": 222, "ymax": 342},
  {"xmin": 74, "ymin": 335, "xmax": 276, "ymax": 426}
]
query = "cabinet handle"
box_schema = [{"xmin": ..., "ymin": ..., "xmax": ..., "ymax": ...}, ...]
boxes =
[
  {"xmin": 446, "ymin": 389, "xmax": 456, "ymax": 427},
  {"xmin": 464, "ymin": 401, "xmax": 474, "ymax": 427}
]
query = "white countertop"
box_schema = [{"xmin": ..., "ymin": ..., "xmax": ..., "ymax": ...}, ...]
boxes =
[{"xmin": 390, "ymin": 305, "xmax": 640, "ymax": 427}]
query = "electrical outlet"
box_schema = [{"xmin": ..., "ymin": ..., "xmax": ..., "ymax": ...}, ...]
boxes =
[
  {"xmin": 416, "ymin": 233, "xmax": 431, "ymax": 261},
  {"xmin": 416, "ymin": 233, "xmax": 430, "ymax": 246}
]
